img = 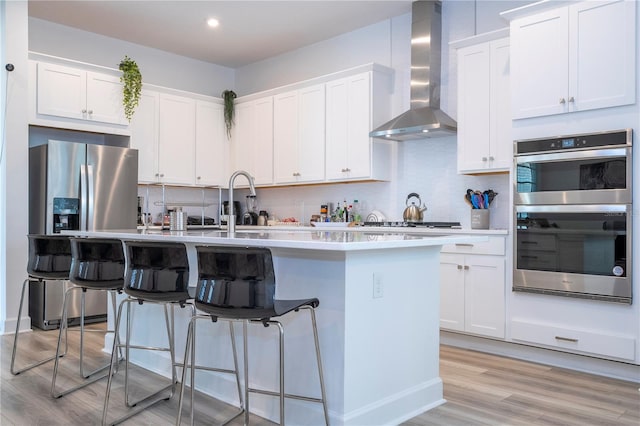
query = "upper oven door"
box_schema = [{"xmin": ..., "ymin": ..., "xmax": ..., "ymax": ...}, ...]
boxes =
[{"xmin": 514, "ymin": 147, "xmax": 631, "ymax": 205}]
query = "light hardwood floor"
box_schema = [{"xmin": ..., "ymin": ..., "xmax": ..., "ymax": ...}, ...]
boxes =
[{"xmin": 1, "ymin": 324, "xmax": 638, "ymax": 425}]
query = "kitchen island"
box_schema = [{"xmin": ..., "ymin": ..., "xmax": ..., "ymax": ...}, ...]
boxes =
[{"xmin": 69, "ymin": 228, "xmax": 486, "ymax": 425}]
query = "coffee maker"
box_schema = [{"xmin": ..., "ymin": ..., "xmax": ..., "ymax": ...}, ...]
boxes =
[{"xmin": 242, "ymin": 195, "xmax": 258, "ymax": 225}]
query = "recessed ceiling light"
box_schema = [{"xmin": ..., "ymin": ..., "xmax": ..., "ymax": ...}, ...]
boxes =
[{"xmin": 207, "ymin": 18, "xmax": 219, "ymax": 28}]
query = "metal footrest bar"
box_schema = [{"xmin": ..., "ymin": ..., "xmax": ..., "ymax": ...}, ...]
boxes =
[
  {"xmin": 106, "ymin": 382, "xmax": 175, "ymax": 426},
  {"xmin": 248, "ymin": 387, "xmax": 325, "ymax": 403}
]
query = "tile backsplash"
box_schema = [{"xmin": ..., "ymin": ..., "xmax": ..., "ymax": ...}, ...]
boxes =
[{"xmin": 139, "ymin": 136, "xmax": 511, "ymax": 230}]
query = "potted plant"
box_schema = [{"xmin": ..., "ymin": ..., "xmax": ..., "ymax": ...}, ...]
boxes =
[
  {"xmin": 118, "ymin": 55, "xmax": 142, "ymax": 122},
  {"xmin": 222, "ymin": 89, "xmax": 237, "ymax": 138}
]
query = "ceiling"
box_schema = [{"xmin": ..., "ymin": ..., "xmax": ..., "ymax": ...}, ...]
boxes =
[{"xmin": 28, "ymin": 1, "xmax": 413, "ymax": 68}]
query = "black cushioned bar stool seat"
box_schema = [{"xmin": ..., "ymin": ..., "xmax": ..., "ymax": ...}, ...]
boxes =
[
  {"xmin": 103, "ymin": 240, "xmax": 194, "ymax": 426},
  {"xmin": 11, "ymin": 235, "xmax": 72, "ymax": 375},
  {"xmin": 176, "ymin": 245, "xmax": 329, "ymax": 425},
  {"xmin": 51, "ymin": 237, "xmax": 126, "ymax": 398}
]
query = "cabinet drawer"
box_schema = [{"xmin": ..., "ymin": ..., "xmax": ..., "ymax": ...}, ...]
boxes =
[
  {"xmin": 441, "ymin": 236, "xmax": 505, "ymax": 256},
  {"xmin": 511, "ymin": 319, "xmax": 635, "ymax": 361}
]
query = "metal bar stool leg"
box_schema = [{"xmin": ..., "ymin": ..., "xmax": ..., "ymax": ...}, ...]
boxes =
[
  {"xmin": 11, "ymin": 279, "xmax": 64, "ymax": 375},
  {"xmin": 306, "ymin": 306, "xmax": 330, "ymax": 425},
  {"xmin": 52, "ymin": 286, "xmax": 114, "ymax": 398}
]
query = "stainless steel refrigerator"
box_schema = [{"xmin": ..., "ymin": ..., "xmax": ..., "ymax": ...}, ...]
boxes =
[{"xmin": 29, "ymin": 139, "xmax": 138, "ymax": 329}]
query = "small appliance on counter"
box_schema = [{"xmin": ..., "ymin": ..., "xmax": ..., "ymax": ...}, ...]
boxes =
[{"xmin": 242, "ymin": 195, "xmax": 258, "ymax": 225}]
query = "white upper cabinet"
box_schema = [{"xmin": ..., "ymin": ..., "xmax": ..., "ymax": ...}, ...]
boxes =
[
  {"xmin": 129, "ymin": 89, "xmax": 160, "ymax": 183},
  {"xmin": 509, "ymin": 0, "xmax": 636, "ymax": 119},
  {"xmin": 273, "ymin": 84, "xmax": 325, "ymax": 184},
  {"xmin": 456, "ymin": 35, "xmax": 511, "ymax": 174},
  {"xmin": 130, "ymin": 90, "xmax": 225, "ymax": 187},
  {"xmin": 157, "ymin": 93, "xmax": 196, "ymax": 186},
  {"xmin": 195, "ymin": 100, "xmax": 227, "ymax": 187},
  {"xmin": 326, "ymin": 72, "xmax": 392, "ymax": 181},
  {"xmin": 232, "ymin": 96, "xmax": 274, "ymax": 187},
  {"xmin": 36, "ymin": 62, "xmax": 128, "ymax": 126}
]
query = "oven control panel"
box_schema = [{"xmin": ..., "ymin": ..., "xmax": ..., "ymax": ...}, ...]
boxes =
[{"xmin": 515, "ymin": 129, "xmax": 631, "ymax": 155}]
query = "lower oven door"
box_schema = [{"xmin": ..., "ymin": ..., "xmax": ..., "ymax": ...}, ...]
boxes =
[{"xmin": 514, "ymin": 204, "xmax": 631, "ymax": 304}]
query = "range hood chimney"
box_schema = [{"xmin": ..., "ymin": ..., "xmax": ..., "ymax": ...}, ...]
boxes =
[{"xmin": 370, "ymin": 0, "xmax": 456, "ymax": 141}]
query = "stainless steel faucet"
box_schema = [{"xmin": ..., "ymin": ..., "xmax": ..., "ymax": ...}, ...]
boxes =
[{"xmin": 227, "ymin": 170, "xmax": 256, "ymax": 234}]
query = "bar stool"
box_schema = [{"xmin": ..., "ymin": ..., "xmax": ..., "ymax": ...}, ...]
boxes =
[
  {"xmin": 51, "ymin": 237, "xmax": 126, "ymax": 398},
  {"xmin": 176, "ymin": 245, "xmax": 329, "ymax": 426},
  {"xmin": 11, "ymin": 234, "xmax": 72, "ymax": 375},
  {"xmin": 102, "ymin": 240, "xmax": 194, "ymax": 426}
]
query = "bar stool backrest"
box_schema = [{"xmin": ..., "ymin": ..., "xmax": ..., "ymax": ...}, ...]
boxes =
[
  {"xmin": 27, "ymin": 235, "xmax": 72, "ymax": 280},
  {"xmin": 124, "ymin": 241, "xmax": 190, "ymax": 303},
  {"xmin": 69, "ymin": 238, "xmax": 125, "ymax": 289},
  {"xmin": 195, "ymin": 246, "xmax": 276, "ymax": 320}
]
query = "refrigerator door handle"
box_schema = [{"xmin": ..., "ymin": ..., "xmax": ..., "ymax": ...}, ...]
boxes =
[
  {"xmin": 86, "ymin": 164, "xmax": 95, "ymax": 230},
  {"xmin": 80, "ymin": 164, "xmax": 88, "ymax": 230}
]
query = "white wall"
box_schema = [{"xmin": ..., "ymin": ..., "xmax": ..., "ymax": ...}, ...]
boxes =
[
  {"xmin": 28, "ymin": 18, "xmax": 235, "ymax": 97},
  {"xmin": 1, "ymin": 0, "xmax": 30, "ymax": 334}
]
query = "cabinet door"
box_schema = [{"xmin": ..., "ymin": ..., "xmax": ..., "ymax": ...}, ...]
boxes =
[
  {"xmin": 85, "ymin": 71, "xmax": 127, "ymax": 125},
  {"xmin": 36, "ymin": 62, "xmax": 86, "ymax": 120},
  {"xmin": 569, "ymin": 0, "xmax": 636, "ymax": 112},
  {"xmin": 488, "ymin": 38, "xmax": 512, "ymax": 170},
  {"xmin": 195, "ymin": 100, "xmax": 226, "ymax": 186},
  {"xmin": 297, "ymin": 84, "xmax": 325, "ymax": 182},
  {"xmin": 464, "ymin": 255, "xmax": 505, "ymax": 339},
  {"xmin": 158, "ymin": 94, "xmax": 196, "ymax": 185},
  {"xmin": 510, "ymin": 8, "xmax": 569, "ymax": 119},
  {"xmin": 252, "ymin": 97, "xmax": 274, "ymax": 186},
  {"xmin": 273, "ymin": 91, "xmax": 300, "ymax": 184},
  {"xmin": 326, "ymin": 73, "xmax": 372, "ymax": 180},
  {"xmin": 440, "ymin": 253, "xmax": 465, "ymax": 332},
  {"xmin": 232, "ymin": 97, "xmax": 274, "ymax": 186},
  {"xmin": 129, "ymin": 90, "xmax": 159, "ymax": 183},
  {"xmin": 457, "ymin": 44, "xmax": 491, "ymax": 172}
]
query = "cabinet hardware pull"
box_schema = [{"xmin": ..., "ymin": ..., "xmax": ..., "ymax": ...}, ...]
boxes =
[
  {"xmin": 160, "ymin": 174, "xmax": 164, "ymax": 178},
  {"xmin": 463, "ymin": 265, "xmax": 469, "ymax": 270},
  {"xmin": 521, "ymin": 255, "xmax": 538, "ymax": 259},
  {"xmin": 82, "ymin": 109, "xmax": 87, "ymax": 113},
  {"xmin": 559, "ymin": 97, "xmax": 566, "ymax": 104},
  {"xmin": 521, "ymin": 241, "xmax": 538, "ymax": 245},
  {"xmin": 88, "ymin": 110, "xmax": 93, "ymax": 115},
  {"xmin": 345, "ymin": 168, "xmax": 350, "ymax": 172},
  {"xmin": 457, "ymin": 264, "xmax": 463, "ymax": 270},
  {"xmin": 555, "ymin": 336, "xmax": 578, "ymax": 343},
  {"xmin": 197, "ymin": 176, "xmax": 201, "ymax": 180},
  {"xmin": 489, "ymin": 156, "xmax": 494, "ymax": 161},
  {"xmin": 568, "ymin": 96, "xmax": 575, "ymax": 103},
  {"xmin": 455, "ymin": 243, "xmax": 474, "ymax": 247},
  {"xmin": 482, "ymin": 157, "xmax": 488, "ymax": 162}
]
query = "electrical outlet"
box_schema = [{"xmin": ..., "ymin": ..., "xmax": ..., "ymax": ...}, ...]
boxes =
[{"xmin": 373, "ymin": 273, "xmax": 383, "ymax": 298}]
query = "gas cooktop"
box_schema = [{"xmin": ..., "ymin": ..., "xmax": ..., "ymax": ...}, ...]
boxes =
[{"xmin": 363, "ymin": 221, "xmax": 462, "ymax": 228}]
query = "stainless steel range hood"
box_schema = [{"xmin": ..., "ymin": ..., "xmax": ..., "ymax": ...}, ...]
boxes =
[{"xmin": 370, "ymin": 0, "xmax": 456, "ymax": 141}]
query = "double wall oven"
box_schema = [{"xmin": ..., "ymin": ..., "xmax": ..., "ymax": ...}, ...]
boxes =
[{"xmin": 513, "ymin": 129, "xmax": 632, "ymax": 304}]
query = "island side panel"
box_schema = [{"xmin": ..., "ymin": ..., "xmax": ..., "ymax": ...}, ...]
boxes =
[{"xmin": 342, "ymin": 246, "xmax": 444, "ymax": 425}]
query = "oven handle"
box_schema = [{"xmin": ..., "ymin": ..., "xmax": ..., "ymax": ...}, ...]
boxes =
[
  {"xmin": 515, "ymin": 147, "xmax": 628, "ymax": 164},
  {"xmin": 515, "ymin": 204, "xmax": 628, "ymax": 214}
]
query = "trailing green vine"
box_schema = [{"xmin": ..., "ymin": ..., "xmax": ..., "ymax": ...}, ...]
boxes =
[
  {"xmin": 222, "ymin": 90, "xmax": 237, "ymax": 138},
  {"xmin": 118, "ymin": 55, "xmax": 142, "ymax": 122}
]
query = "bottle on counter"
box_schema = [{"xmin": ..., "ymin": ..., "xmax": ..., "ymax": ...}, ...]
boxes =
[{"xmin": 351, "ymin": 200, "xmax": 361, "ymax": 225}]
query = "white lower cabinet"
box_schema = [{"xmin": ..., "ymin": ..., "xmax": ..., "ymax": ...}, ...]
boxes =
[
  {"xmin": 440, "ymin": 236, "xmax": 506, "ymax": 339},
  {"xmin": 510, "ymin": 292, "xmax": 637, "ymax": 362}
]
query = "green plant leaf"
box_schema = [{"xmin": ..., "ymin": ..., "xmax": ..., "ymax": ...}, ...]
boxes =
[
  {"xmin": 222, "ymin": 89, "xmax": 237, "ymax": 139},
  {"xmin": 119, "ymin": 55, "xmax": 142, "ymax": 122}
]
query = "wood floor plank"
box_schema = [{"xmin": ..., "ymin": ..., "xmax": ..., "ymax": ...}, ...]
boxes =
[{"xmin": 2, "ymin": 326, "xmax": 639, "ymax": 425}]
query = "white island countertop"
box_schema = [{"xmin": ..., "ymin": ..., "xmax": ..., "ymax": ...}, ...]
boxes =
[{"xmin": 73, "ymin": 228, "xmax": 489, "ymax": 251}]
